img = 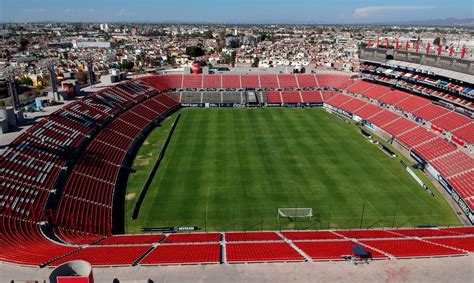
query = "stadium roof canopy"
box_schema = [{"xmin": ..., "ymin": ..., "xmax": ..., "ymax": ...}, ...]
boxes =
[{"xmin": 386, "ymin": 60, "xmax": 474, "ymax": 84}]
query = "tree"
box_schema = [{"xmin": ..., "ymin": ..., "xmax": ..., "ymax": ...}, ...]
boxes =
[
  {"xmin": 186, "ymin": 46, "xmax": 205, "ymax": 61},
  {"xmin": 19, "ymin": 38, "xmax": 29, "ymax": 52},
  {"xmin": 433, "ymin": 37, "xmax": 441, "ymax": 46},
  {"xmin": 203, "ymin": 30, "xmax": 213, "ymax": 39},
  {"xmin": 120, "ymin": 60, "xmax": 135, "ymax": 71},
  {"xmin": 251, "ymin": 57, "xmax": 260, "ymax": 68},
  {"xmin": 19, "ymin": 76, "xmax": 33, "ymax": 86},
  {"xmin": 75, "ymin": 71, "xmax": 88, "ymax": 84},
  {"xmin": 229, "ymin": 39, "xmax": 240, "ymax": 49}
]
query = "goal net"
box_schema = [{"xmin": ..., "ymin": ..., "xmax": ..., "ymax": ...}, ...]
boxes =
[{"xmin": 277, "ymin": 208, "xmax": 313, "ymax": 219}]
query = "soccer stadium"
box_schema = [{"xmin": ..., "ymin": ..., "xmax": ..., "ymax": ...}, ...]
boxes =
[{"xmin": 1, "ymin": 47, "xmax": 474, "ymax": 281}]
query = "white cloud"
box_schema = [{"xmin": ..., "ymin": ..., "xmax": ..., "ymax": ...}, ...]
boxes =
[
  {"xmin": 353, "ymin": 6, "xmax": 435, "ymax": 19},
  {"xmin": 118, "ymin": 9, "xmax": 128, "ymax": 17}
]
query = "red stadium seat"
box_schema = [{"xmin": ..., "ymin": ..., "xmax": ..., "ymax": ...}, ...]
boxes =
[
  {"xmin": 226, "ymin": 242, "xmax": 304, "ymax": 262},
  {"xmin": 295, "ymin": 240, "xmax": 386, "ymax": 260},
  {"xmin": 225, "ymin": 232, "xmax": 282, "ymax": 242},
  {"xmin": 140, "ymin": 244, "xmax": 221, "ymax": 265},
  {"xmin": 162, "ymin": 233, "xmax": 221, "ymax": 243}
]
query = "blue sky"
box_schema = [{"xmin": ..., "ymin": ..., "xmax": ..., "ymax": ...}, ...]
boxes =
[{"xmin": 0, "ymin": 0, "xmax": 472, "ymax": 23}]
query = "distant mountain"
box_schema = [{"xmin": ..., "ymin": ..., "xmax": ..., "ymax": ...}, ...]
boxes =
[{"xmin": 379, "ymin": 18, "xmax": 474, "ymax": 27}]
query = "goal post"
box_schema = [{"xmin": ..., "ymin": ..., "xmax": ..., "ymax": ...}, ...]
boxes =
[{"xmin": 277, "ymin": 208, "xmax": 313, "ymax": 219}]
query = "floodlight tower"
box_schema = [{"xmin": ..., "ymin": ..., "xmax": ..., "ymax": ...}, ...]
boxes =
[
  {"xmin": 2, "ymin": 66, "xmax": 21, "ymax": 110},
  {"xmin": 80, "ymin": 52, "xmax": 95, "ymax": 87},
  {"xmin": 38, "ymin": 58, "xmax": 60, "ymax": 101}
]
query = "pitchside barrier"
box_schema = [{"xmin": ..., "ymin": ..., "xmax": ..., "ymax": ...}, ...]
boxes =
[{"xmin": 134, "ymin": 203, "xmax": 462, "ymax": 233}]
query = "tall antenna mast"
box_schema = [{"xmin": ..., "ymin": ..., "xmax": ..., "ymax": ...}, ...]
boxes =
[
  {"xmin": 80, "ymin": 52, "xmax": 95, "ymax": 87},
  {"xmin": 39, "ymin": 58, "xmax": 59, "ymax": 101},
  {"xmin": 1, "ymin": 66, "xmax": 21, "ymax": 110}
]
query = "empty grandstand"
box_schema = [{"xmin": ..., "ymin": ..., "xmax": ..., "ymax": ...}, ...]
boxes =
[{"xmin": 1, "ymin": 69, "xmax": 473, "ymax": 273}]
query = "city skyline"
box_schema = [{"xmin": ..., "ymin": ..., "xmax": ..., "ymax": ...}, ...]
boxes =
[{"xmin": 0, "ymin": 0, "xmax": 472, "ymax": 24}]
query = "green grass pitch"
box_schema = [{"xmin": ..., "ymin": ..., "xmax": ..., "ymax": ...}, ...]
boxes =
[{"xmin": 124, "ymin": 108, "xmax": 460, "ymax": 233}]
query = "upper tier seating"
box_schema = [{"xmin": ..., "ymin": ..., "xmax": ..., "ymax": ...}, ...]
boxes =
[
  {"xmin": 278, "ymin": 74, "xmax": 298, "ymax": 88},
  {"xmin": 182, "ymin": 75, "xmax": 203, "ymax": 89},
  {"xmin": 222, "ymin": 75, "xmax": 242, "ymax": 89},
  {"xmin": 296, "ymin": 74, "xmax": 318, "ymax": 87},
  {"xmin": 316, "ymin": 74, "xmax": 353, "ymax": 89},
  {"xmin": 241, "ymin": 74, "xmax": 260, "ymax": 89},
  {"xmin": 259, "ymin": 74, "xmax": 280, "ymax": 88},
  {"xmin": 203, "ymin": 75, "xmax": 222, "ymax": 89}
]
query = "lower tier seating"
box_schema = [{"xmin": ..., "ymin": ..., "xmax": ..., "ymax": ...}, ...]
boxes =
[
  {"xmin": 97, "ymin": 235, "xmax": 165, "ymax": 245},
  {"xmin": 1, "ymin": 216, "xmax": 78, "ymax": 266},
  {"xmin": 360, "ymin": 239, "xmax": 464, "ymax": 258},
  {"xmin": 162, "ymin": 233, "xmax": 221, "ymax": 244},
  {"xmin": 426, "ymin": 236, "xmax": 474, "ymax": 252},
  {"xmin": 281, "ymin": 231, "xmax": 342, "ymax": 241},
  {"xmin": 387, "ymin": 228, "xmax": 459, "ymax": 238},
  {"xmin": 225, "ymin": 232, "xmax": 282, "ymax": 242},
  {"xmin": 49, "ymin": 246, "xmax": 150, "ymax": 266},
  {"xmin": 336, "ymin": 230, "xmax": 403, "ymax": 239},
  {"xmin": 300, "ymin": 90, "xmax": 323, "ymax": 103},
  {"xmin": 140, "ymin": 244, "xmax": 221, "ymax": 265},
  {"xmin": 226, "ymin": 242, "xmax": 304, "ymax": 263},
  {"xmin": 295, "ymin": 240, "xmax": 387, "ymax": 260}
]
